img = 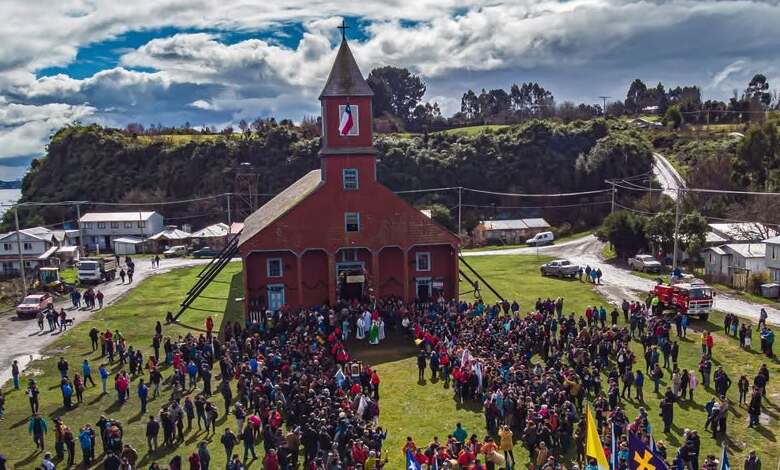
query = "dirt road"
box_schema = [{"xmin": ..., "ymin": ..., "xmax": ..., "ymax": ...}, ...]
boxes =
[
  {"xmin": 652, "ymin": 152, "xmax": 686, "ymax": 200},
  {"xmin": 464, "ymin": 235, "xmax": 780, "ymax": 325},
  {"xmin": 0, "ymin": 257, "xmax": 210, "ymax": 384}
]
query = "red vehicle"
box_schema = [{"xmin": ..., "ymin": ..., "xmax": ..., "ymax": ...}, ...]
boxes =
[
  {"xmin": 652, "ymin": 279, "xmax": 713, "ymax": 320},
  {"xmin": 16, "ymin": 293, "xmax": 54, "ymax": 319}
]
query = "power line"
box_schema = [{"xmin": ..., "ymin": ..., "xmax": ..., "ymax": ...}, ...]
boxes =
[
  {"xmin": 462, "ymin": 200, "xmax": 611, "ymax": 210},
  {"xmin": 462, "ymin": 187, "xmax": 612, "ymax": 198}
]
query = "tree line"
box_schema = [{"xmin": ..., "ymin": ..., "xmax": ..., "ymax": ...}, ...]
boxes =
[{"xmin": 10, "ymin": 119, "xmax": 653, "ymax": 234}]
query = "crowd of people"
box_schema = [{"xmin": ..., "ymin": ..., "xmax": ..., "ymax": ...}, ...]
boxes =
[
  {"xmin": 404, "ymin": 296, "xmax": 772, "ymax": 470},
  {"xmin": 0, "ymin": 287, "xmax": 776, "ymax": 470}
]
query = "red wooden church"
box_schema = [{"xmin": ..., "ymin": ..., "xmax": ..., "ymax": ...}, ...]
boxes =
[{"xmin": 238, "ymin": 36, "xmax": 459, "ymax": 311}]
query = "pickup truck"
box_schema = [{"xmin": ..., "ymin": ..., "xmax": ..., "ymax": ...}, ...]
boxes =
[
  {"xmin": 16, "ymin": 293, "xmax": 54, "ymax": 318},
  {"xmin": 540, "ymin": 259, "xmax": 580, "ymax": 278},
  {"xmin": 628, "ymin": 254, "xmax": 663, "ymax": 273}
]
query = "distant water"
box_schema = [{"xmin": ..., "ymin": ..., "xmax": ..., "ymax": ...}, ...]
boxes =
[{"xmin": 0, "ymin": 189, "xmax": 21, "ymax": 216}]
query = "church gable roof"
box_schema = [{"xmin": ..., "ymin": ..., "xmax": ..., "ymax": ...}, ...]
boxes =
[
  {"xmin": 238, "ymin": 170, "xmax": 323, "ymax": 247},
  {"xmin": 319, "ymin": 39, "xmax": 373, "ymax": 99}
]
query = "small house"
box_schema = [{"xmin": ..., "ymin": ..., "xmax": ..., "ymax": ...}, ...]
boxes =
[
  {"xmin": 113, "ymin": 237, "xmax": 147, "ymax": 255},
  {"xmin": 703, "ymin": 243, "xmax": 766, "ymax": 289},
  {"xmin": 147, "ymin": 226, "xmax": 192, "ymax": 253},
  {"xmin": 765, "ymin": 236, "xmax": 780, "ymax": 283},
  {"xmin": 473, "ymin": 218, "xmax": 551, "ymax": 245},
  {"xmin": 191, "ymin": 223, "xmax": 230, "ymax": 250}
]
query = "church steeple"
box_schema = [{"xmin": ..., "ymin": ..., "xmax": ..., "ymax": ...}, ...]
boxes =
[
  {"xmin": 319, "ymin": 31, "xmax": 376, "ymax": 161},
  {"xmin": 319, "ymin": 38, "xmax": 374, "ymax": 99}
]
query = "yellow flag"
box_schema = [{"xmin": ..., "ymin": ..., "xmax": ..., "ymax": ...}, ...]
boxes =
[{"xmin": 585, "ymin": 403, "xmax": 609, "ymax": 470}]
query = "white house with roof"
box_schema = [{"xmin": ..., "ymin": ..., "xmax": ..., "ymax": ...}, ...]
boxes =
[
  {"xmin": 0, "ymin": 227, "xmax": 59, "ymax": 275},
  {"xmin": 79, "ymin": 211, "xmax": 164, "ymax": 251},
  {"xmin": 765, "ymin": 236, "xmax": 780, "ymax": 283},
  {"xmin": 703, "ymin": 242, "xmax": 767, "ymax": 287},
  {"xmin": 474, "ymin": 218, "xmax": 551, "ymax": 245},
  {"xmin": 191, "ymin": 222, "xmax": 230, "ymax": 250}
]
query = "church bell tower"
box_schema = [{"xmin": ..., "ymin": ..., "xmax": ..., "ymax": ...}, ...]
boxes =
[{"xmin": 319, "ymin": 28, "xmax": 376, "ymax": 183}]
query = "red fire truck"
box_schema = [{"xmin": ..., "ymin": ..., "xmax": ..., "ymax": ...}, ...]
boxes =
[{"xmin": 652, "ymin": 279, "xmax": 714, "ymax": 320}]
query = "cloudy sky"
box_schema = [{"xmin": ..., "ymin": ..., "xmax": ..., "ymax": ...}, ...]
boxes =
[{"xmin": 1, "ymin": 0, "xmax": 779, "ymax": 180}]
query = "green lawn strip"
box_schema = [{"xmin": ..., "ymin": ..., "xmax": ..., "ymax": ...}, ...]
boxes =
[{"xmin": 1, "ymin": 264, "xmax": 243, "ymax": 469}]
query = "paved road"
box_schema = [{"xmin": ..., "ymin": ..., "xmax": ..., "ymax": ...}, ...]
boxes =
[
  {"xmin": 0, "ymin": 257, "xmax": 210, "ymax": 384},
  {"xmin": 652, "ymin": 152, "xmax": 686, "ymax": 200},
  {"xmin": 464, "ymin": 235, "xmax": 780, "ymax": 325}
]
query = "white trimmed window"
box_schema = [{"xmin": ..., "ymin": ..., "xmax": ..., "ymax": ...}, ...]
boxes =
[
  {"xmin": 416, "ymin": 252, "xmax": 431, "ymax": 271},
  {"xmin": 345, "ymin": 212, "xmax": 360, "ymax": 232},
  {"xmin": 3, "ymin": 243, "xmax": 11, "ymax": 251},
  {"xmin": 97, "ymin": 222, "xmax": 106, "ymax": 229},
  {"xmin": 124, "ymin": 222, "xmax": 133, "ymax": 229},
  {"xmin": 267, "ymin": 258, "xmax": 283, "ymax": 278},
  {"xmin": 111, "ymin": 222, "xmax": 120, "ymax": 228},
  {"xmin": 23, "ymin": 242, "xmax": 33, "ymax": 251},
  {"xmin": 137, "ymin": 221, "xmax": 146, "ymax": 228},
  {"xmin": 342, "ymin": 168, "xmax": 359, "ymax": 190}
]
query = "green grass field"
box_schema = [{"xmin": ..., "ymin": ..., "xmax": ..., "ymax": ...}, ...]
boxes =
[
  {"xmin": 0, "ymin": 264, "xmax": 243, "ymax": 469},
  {"xmin": 1, "ymin": 256, "xmax": 778, "ymax": 469},
  {"xmin": 438, "ymin": 125, "xmax": 509, "ymax": 136}
]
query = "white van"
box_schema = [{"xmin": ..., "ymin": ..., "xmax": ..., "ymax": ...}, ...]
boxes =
[{"xmin": 526, "ymin": 231, "xmax": 554, "ymax": 247}]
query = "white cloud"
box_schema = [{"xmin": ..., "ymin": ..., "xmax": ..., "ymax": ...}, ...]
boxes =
[
  {"xmin": 3, "ymin": 0, "xmax": 780, "ymax": 172},
  {"xmin": 0, "ymin": 102, "xmax": 96, "ymax": 160}
]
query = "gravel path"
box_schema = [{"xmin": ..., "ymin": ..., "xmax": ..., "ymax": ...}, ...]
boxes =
[
  {"xmin": 0, "ymin": 257, "xmax": 210, "ymax": 384},
  {"xmin": 464, "ymin": 235, "xmax": 780, "ymax": 325}
]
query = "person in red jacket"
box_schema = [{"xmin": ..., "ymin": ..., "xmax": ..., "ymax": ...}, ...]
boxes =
[
  {"xmin": 370, "ymin": 370, "xmax": 381, "ymax": 399},
  {"xmin": 262, "ymin": 448, "xmax": 280, "ymax": 470}
]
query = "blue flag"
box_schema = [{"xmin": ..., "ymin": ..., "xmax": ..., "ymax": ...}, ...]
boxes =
[
  {"xmin": 628, "ymin": 432, "xmax": 669, "ymax": 470},
  {"xmin": 406, "ymin": 449, "xmax": 421, "ymax": 470},
  {"xmin": 719, "ymin": 445, "xmax": 730, "ymax": 470}
]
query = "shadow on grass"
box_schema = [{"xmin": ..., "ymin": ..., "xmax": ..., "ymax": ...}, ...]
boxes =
[{"xmin": 16, "ymin": 450, "xmax": 42, "ymax": 467}]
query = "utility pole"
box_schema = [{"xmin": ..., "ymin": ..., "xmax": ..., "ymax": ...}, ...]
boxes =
[
  {"xmin": 610, "ymin": 181, "xmax": 616, "ymax": 214},
  {"xmin": 76, "ymin": 204, "xmax": 84, "ymax": 256},
  {"xmin": 14, "ymin": 207, "xmax": 27, "ymax": 294},
  {"xmin": 672, "ymin": 187, "xmax": 682, "ymax": 270},
  {"xmin": 599, "ymin": 96, "xmax": 611, "ymax": 116},
  {"xmin": 457, "ymin": 186, "xmax": 462, "ymax": 238},
  {"xmin": 226, "ymin": 193, "xmax": 232, "ymax": 226}
]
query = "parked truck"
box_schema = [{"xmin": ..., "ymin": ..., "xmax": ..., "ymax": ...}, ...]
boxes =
[
  {"xmin": 78, "ymin": 256, "xmax": 118, "ymax": 283},
  {"xmin": 651, "ymin": 279, "xmax": 714, "ymax": 320}
]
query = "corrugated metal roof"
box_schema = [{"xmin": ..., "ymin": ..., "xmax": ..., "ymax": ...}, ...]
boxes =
[
  {"xmin": 319, "ymin": 39, "xmax": 373, "ymax": 98},
  {"xmin": 37, "ymin": 246, "xmax": 58, "ymax": 260},
  {"xmin": 522, "ymin": 218, "xmax": 551, "ymax": 229},
  {"xmin": 481, "ymin": 218, "xmax": 551, "ymax": 231},
  {"xmin": 113, "ymin": 237, "xmax": 145, "ymax": 244},
  {"xmin": 192, "ymin": 223, "xmax": 229, "ymax": 238},
  {"xmin": 239, "ymin": 170, "xmax": 324, "ymax": 246},
  {"xmin": 80, "ymin": 212, "xmax": 158, "ymax": 222},
  {"xmin": 722, "ymin": 243, "xmax": 766, "ymax": 258},
  {"xmin": 147, "ymin": 228, "xmax": 191, "ymax": 241},
  {"xmin": 482, "ymin": 220, "xmax": 528, "ymax": 230}
]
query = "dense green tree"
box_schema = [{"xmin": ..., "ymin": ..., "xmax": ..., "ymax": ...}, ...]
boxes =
[
  {"xmin": 645, "ymin": 210, "xmax": 676, "ymax": 252},
  {"xmin": 664, "ymin": 105, "xmax": 683, "ymax": 129},
  {"xmin": 597, "ymin": 211, "xmax": 647, "ymax": 258},
  {"xmin": 625, "ymin": 79, "xmax": 648, "ymax": 114},
  {"xmin": 366, "ymin": 66, "xmax": 426, "ymax": 122}
]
